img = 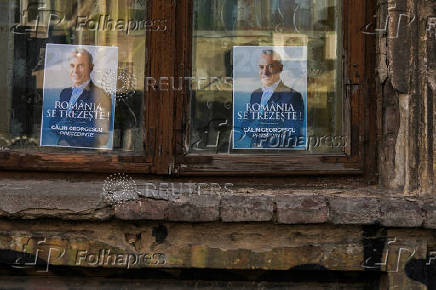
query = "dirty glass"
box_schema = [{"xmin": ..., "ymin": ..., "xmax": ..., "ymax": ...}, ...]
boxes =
[
  {"xmin": 191, "ymin": 0, "xmax": 344, "ymax": 154},
  {"xmin": 0, "ymin": 0, "xmax": 147, "ymax": 152}
]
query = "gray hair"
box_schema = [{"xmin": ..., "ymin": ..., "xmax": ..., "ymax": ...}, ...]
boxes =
[
  {"xmin": 261, "ymin": 49, "xmax": 282, "ymax": 65},
  {"xmin": 71, "ymin": 48, "xmax": 94, "ymax": 69}
]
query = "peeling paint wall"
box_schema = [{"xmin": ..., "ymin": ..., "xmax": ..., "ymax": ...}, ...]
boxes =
[{"xmin": 378, "ymin": 0, "xmax": 435, "ymax": 194}]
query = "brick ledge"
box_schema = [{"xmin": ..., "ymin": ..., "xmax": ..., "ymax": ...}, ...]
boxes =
[{"xmin": 0, "ymin": 178, "xmax": 434, "ymax": 229}]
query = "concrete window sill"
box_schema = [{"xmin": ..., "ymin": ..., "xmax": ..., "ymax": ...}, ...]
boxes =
[{"xmin": 0, "ymin": 175, "xmax": 434, "ymax": 229}]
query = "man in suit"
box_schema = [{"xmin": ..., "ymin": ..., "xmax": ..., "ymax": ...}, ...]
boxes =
[
  {"xmin": 49, "ymin": 48, "xmax": 112, "ymax": 148},
  {"xmin": 242, "ymin": 49, "xmax": 305, "ymax": 148}
]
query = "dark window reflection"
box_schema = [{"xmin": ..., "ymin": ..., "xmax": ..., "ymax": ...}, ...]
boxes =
[
  {"xmin": 0, "ymin": 0, "xmax": 146, "ymax": 152},
  {"xmin": 191, "ymin": 0, "xmax": 343, "ymax": 154}
]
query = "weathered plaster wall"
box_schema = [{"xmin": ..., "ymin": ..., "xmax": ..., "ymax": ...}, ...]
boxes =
[
  {"xmin": 378, "ymin": 0, "xmax": 435, "ymax": 194},
  {"xmin": 0, "ymin": 219, "xmax": 432, "ymax": 289}
]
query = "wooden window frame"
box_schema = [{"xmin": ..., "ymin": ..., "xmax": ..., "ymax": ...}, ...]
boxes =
[
  {"xmin": 0, "ymin": 0, "xmax": 376, "ymax": 177},
  {"xmin": 147, "ymin": 0, "xmax": 377, "ymax": 176},
  {"xmin": 0, "ymin": 1, "xmax": 152, "ymax": 174}
]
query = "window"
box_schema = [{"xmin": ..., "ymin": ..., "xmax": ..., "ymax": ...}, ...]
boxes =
[
  {"xmin": 191, "ymin": 0, "xmax": 343, "ymax": 154},
  {"xmin": 149, "ymin": 0, "xmax": 376, "ymax": 175},
  {"xmin": 0, "ymin": 0, "xmax": 150, "ymax": 172},
  {"xmin": 0, "ymin": 0, "xmax": 376, "ymax": 176}
]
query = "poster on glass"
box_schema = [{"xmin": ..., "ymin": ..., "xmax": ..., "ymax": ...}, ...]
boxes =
[
  {"xmin": 40, "ymin": 44, "xmax": 118, "ymax": 150},
  {"xmin": 233, "ymin": 46, "xmax": 307, "ymax": 150}
]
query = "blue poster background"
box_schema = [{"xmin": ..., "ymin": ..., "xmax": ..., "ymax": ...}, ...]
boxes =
[
  {"xmin": 233, "ymin": 46, "xmax": 307, "ymax": 149},
  {"xmin": 40, "ymin": 44, "xmax": 118, "ymax": 150}
]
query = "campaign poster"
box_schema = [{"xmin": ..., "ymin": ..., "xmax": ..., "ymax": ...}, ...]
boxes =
[
  {"xmin": 233, "ymin": 46, "xmax": 307, "ymax": 150},
  {"xmin": 40, "ymin": 44, "xmax": 118, "ymax": 150}
]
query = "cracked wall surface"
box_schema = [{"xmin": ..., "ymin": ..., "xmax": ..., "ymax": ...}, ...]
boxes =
[{"xmin": 378, "ymin": 0, "xmax": 436, "ymax": 194}]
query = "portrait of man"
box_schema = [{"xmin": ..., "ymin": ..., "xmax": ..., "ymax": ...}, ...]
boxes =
[
  {"xmin": 41, "ymin": 44, "xmax": 118, "ymax": 149},
  {"xmin": 233, "ymin": 46, "xmax": 307, "ymax": 149}
]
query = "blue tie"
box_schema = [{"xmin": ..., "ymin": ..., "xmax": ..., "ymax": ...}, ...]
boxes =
[
  {"xmin": 67, "ymin": 87, "xmax": 84, "ymax": 114},
  {"xmin": 260, "ymin": 89, "xmax": 274, "ymax": 114}
]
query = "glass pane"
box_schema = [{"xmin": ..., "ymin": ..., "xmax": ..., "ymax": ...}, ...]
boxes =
[
  {"xmin": 0, "ymin": 0, "xmax": 146, "ymax": 152},
  {"xmin": 191, "ymin": 0, "xmax": 343, "ymax": 153}
]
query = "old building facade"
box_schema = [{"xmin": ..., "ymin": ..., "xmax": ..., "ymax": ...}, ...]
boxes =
[{"xmin": 0, "ymin": 0, "xmax": 435, "ymax": 289}]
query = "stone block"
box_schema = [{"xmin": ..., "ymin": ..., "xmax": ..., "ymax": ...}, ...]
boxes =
[
  {"xmin": 380, "ymin": 199, "xmax": 423, "ymax": 227},
  {"xmin": 167, "ymin": 193, "xmax": 220, "ymax": 222},
  {"xmin": 276, "ymin": 194, "xmax": 328, "ymax": 224},
  {"xmin": 114, "ymin": 199, "xmax": 168, "ymax": 220},
  {"xmin": 328, "ymin": 196, "xmax": 380, "ymax": 225},
  {"xmin": 221, "ymin": 194, "xmax": 274, "ymax": 222}
]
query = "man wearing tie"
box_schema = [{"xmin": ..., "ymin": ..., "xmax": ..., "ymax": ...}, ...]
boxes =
[
  {"xmin": 49, "ymin": 48, "xmax": 112, "ymax": 148},
  {"xmin": 242, "ymin": 49, "xmax": 305, "ymax": 148}
]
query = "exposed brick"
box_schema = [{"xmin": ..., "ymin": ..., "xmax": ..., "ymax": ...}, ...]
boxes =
[
  {"xmin": 328, "ymin": 196, "xmax": 380, "ymax": 225},
  {"xmin": 114, "ymin": 199, "xmax": 168, "ymax": 220},
  {"xmin": 380, "ymin": 199, "xmax": 423, "ymax": 227},
  {"xmin": 221, "ymin": 194, "xmax": 274, "ymax": 222},
  {"xmin": 276, "ymin": 194, "xmax": 328, "ymax": 224},
  {"xmin": 167, "ymin": 194, "xmax": 220, "ymax": 222}
]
